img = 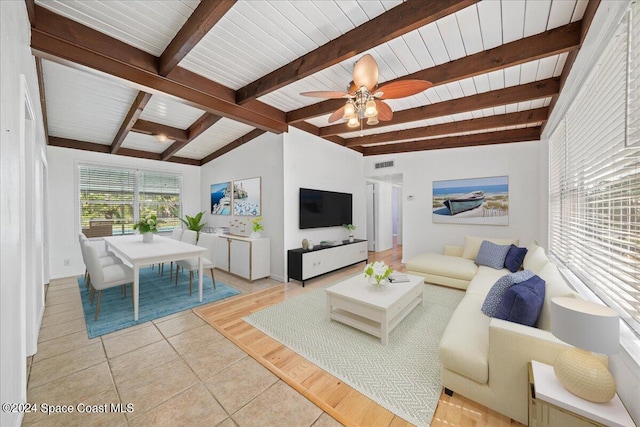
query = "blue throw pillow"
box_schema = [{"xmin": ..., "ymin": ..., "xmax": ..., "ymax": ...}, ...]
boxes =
[
  {"xmin": 504, "ymin": 244, "xmax": 528, "ymax": 273},
  {"xmin": 481, "ymin": 270, "xmax": 534, "ymax": 317},
  {"xmin": 475, "ymin": 240, "xmax": 511, "ymax": 270},
  {"xmin": 495, "ymin": 275, "xmax": 546, "ymax": 327}
]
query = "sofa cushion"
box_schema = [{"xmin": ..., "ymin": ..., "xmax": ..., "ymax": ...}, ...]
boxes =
[
  {"xmin": 475, "ymin": 241, "xmax": 511, "ymax": 270},
  {"xmin": 504, "ymin": 244, "xmax": 528, "ymax": 273},
  {"xmin": 439, "ymin": 294, "xmax": 490, "ymax": 384},
  {"xmin": 495, "ymin": 275, "xmax": 546, "ymax": 327},
  {"xmin": 462, "ymin": 236, "xmax": 519, "ymax": 260},
  {"xmin": 523, "ymin": 246, "xmax": 549, "ymax": 273},
  {"xmin": 535, "ymin": 261, "xmax": 578, "ymax": 330},
  {"xmin": 466, "ymin": 266, "xmax": 511, "ymax": 296},
  {"xmin": 481, "ymin": 270, "xmax": 535, "ymax": 317},
  {"xmin": 406, "ymin": 252, "xmax": 477, "ymax": 281}
]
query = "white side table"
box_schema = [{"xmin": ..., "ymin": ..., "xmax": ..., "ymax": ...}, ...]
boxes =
[{"xmin": 529, "ymin": 360, "xmax": 635, "ymax": 427}]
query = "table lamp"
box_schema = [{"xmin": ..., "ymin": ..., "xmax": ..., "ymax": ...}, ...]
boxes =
[{"xmin": 550, "ymin": 297, "xmax": 620, "ymax": 403}]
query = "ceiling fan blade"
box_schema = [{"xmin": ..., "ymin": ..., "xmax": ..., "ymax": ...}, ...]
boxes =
[
  {"xmin": 328, "ymin": 106, "xmax": 346, "ymax": 123},
  {"xmin": 300, "ymin": 91, "xmax": 349, "ymax": 99},
  {"xmin": 375, "ymin": 100, "xmax": 393, "ymax": 121},
  {"xmin": 352, "ymin": 54, "xmax": 379, "ymax": 91},
  {"xmin": 377, "ymin": 80, "xmax": 433, "ymax": 99}
]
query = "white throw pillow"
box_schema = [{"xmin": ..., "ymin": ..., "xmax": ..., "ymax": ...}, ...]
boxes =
[{"xmin": 523, "ymin": 246, "xmax": 549, "ymax": 274}]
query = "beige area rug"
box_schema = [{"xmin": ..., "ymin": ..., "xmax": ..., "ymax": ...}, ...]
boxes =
[{"xmin": 244, "ymin": 284, "xmax": 464, "ymax": 427}]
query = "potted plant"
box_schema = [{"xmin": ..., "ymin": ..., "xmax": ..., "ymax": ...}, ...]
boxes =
[
  {"xmin": 343, "ymin": 223, "xmax": 356, "ymax": 242},
  {"xmin": 181, "ymin": 211, "xmax": 206, "ymax": 240},
  {"xmin": 133, "ymin": 212, "xmax": 158, "ymax": 243},
  {"xmin": 249, "ymin": 216, "xmax": 264, "ymax": 238}
]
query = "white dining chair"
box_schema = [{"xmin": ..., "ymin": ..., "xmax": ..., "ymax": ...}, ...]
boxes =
[
  {"xmin": 161, "ymin": 228, "xmax": 185, "ymax": 277},
  {"xmin": 175, "ymin": 232, "xmax": 216, "ymax": 295},
  {"xmin": 181, "ymin": 229, "xmax": 197, "ymax": 245},
  {"xmin": 84, "ymin": 245, "xmax": 134, "ymax": 320},
  {"xmin": 79, "ymin": 233, "xmax": 123, "ymax": 290}
]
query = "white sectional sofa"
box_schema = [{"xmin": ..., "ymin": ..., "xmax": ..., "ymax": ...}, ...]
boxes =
[{"xmin": 406, "ymin": 237, "xmax": 600, "ymax": 425}]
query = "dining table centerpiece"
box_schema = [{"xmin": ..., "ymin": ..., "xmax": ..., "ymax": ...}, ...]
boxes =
[
  {"xmin": 133, "ymin": 212, "xmax": 158, "ymax": 242},
  {"xmin": 364, "ymin": 261, "xmax": 393, "ymax": 288}
]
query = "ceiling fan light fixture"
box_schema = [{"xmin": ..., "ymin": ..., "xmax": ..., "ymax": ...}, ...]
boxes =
[
  {"xmin": 364, "ymin": 99, "xmax": 377, "ymax": 117},
  {"xmin": 154, "ymin": 134, "xmax": 168, "ymax": 143},
  {"xmin": 367, "ymin": 116, "xmax": 379, "ymax": 126},
  {"xmin": 343, "ymin": 101, "xmax": 356, "ymax": 119},
  {"xmin": 347, "ymin": 116, "xmax": 360, "ymax": 128}
]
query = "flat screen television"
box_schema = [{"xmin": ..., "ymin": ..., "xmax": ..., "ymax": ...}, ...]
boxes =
[{"xmin": 299, "ymin": 188, "xmax": 352, "ymax": 229}]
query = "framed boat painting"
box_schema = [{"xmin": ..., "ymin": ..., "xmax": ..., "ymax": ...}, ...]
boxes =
[
  {"xmin": 232, "ymin": 177, "xmax": 261, "ymax": 216},
  {"xmin": 210, "ymin": 182, "xmax": 231, "ymax": 215},
  {"xmin": 432, "ymin": 176, "xmax": 509, "ymax": 225}
]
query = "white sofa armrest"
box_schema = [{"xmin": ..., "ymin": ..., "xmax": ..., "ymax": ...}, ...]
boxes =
[
  {"xmin": 488, "ymin": 318, "xmax": 571, "ymax": 423},
  {"xmin": 443, "ymin": 245, "xmax": 464, "ymax": 257}
]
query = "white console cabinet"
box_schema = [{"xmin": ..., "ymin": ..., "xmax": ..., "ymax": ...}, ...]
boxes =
[
  {"xmin": 215, "ymin": 234, "xmax": 270, "ymax": 281},
  {"xmin": 287, "ymin": 240, "xmax": 368, "ymax": 286}
]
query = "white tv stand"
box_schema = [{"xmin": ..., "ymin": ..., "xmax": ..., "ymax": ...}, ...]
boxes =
[{"xmin": 287, "ymin": 239, "xmax": 368, "ymax": 286}]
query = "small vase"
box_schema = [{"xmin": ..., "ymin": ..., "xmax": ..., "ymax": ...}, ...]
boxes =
[
  {"xmin": 367, "ymin": 275, "xmax": 387, "ymax": 288},
  {"xmin": 349, "ymin": 234, "xmax": 354, "ymax": 243},
  {"xmin": 250, "ymin": 231, "xmax": 261, "ymax": 239},
  {"xmin": 142, "ymin": 232, "xmax": 153, "ymax": 243}
]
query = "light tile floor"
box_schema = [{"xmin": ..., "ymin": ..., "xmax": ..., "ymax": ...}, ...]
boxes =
[{"xmin": 24, "ymin": 270, "xmax": 343, "ymax": 427}]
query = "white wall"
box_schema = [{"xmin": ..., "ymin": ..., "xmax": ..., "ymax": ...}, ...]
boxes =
[
  {"xmin": 0, "ymin": 2, "xmax": 48, "ymax": 426},
  {"xmin": 283, "ymin": 127, "xmax": 365, "ymax": 277},
  {"xmin": 199, "ymin": 132, "xmax": 285, "ymax": 280},
  {"xmin": 364, "ymin": 141, "xmax": 541, "ymax": 262},
  {"xmin": 46, "ymin": 146, "xmax": 201, "ymax": 279}
]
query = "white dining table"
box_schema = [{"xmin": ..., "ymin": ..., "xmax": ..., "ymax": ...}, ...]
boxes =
[{"xmin": 103, "ymin": 234, "xmax": 207, "ymax": 320}]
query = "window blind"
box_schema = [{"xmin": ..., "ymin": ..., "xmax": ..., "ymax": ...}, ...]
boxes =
[
  {"xmin": 549, "ymin": 2, "xmax": 640, "ymax": 335},
  {"xmin": 79, "ymin": 165, "xmax": 182, "ymax": 236},
  {"xmin": 138, "ymin": 172, "xmax": 182, "ymax": 231},
  {"xmin": 79, "ymin": 166, "xmax": 135, "ymax": 233}
]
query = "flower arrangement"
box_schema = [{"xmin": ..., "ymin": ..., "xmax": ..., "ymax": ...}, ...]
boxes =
[
  {"xmin": 343, "ymin": 224, "xmax": 356, "ymax": 231},
  {"xmin": 250, "ymin": 216, "xmax": 264, "ymax": 233},
  {"xmin": 133, "ymin": 212, "xmax": 158, "ymax": 234},
  {"xmin": 364, "ymin": 261, "xmax": 393, "ymax": 286}
]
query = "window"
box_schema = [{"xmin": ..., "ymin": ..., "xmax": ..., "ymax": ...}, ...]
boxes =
[
  {"xmin": 549, "ymin": 3, "xmax": 640, "ymax": 335},
  {"xmin": 79, "ymin": 165, "xmax": 182, "ymax": 236}
]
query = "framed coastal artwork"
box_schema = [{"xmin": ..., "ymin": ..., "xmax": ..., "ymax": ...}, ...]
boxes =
[
  {"xmin": 210, "ymin": 182, "xmax": 232, "ymax": 215},
  {"xmin": 232, "ymin": 177, "xmax": 261, "ymax": 216},
  {"xmin": 432, "ymin": 176, "xmax": 509, "ymax": 225}
]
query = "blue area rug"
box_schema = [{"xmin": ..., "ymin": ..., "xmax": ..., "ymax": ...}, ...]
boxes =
[{"xmin": 78, "ymin": 267, "xmax": 241, "ymax": 338}]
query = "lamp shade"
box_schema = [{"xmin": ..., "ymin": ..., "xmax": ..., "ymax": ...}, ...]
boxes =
[{"xmin": 550, "ymin": 297, "xmax": 619, "ymax": 354}]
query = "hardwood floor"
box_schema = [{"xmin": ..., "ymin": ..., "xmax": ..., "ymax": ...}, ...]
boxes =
[{"xmin": 195, "ymin": 244, "xmax": 525, "ymax": 427}]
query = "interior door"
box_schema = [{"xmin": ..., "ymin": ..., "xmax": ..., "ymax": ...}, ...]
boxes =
[{"xmin": 366, "ymin": 183, "xmax": 375, "ymax": 251}]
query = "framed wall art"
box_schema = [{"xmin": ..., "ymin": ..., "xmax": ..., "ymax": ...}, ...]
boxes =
[
  {"xmin": 432, "ymin": 176, "xmax": 509, "ymax": 225},
  {"xmin": 210, "ymin": 182, "xmax": 232, "ymax": 215},
  {"xmin": 232, "ymin": 177, "xmax": 261, "ymax": 216}
]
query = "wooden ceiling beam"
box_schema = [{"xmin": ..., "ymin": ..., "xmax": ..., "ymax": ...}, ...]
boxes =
[
  {"xmin": 35, "ymin": 58, "xmax": 49, "ymax": 145},
  {"xmin": 158, "ymin": 0, "xmax": 236, "ymax": 76},
  {"xmin": 131, "ymin": 119, "xmax": 189, "ymax": 142},
  {"xmin": 235, "ymin": 0, "xmax": 479, "ymax": 104},
  {"xmin": 49, "ymin": 136, "xmax": 200, "ymax": 165},
  {"xmin": 201, "ymin": 129, "xmax": 266, "ymax": 165},
  {"xmin": 286, "ymin": 21, "xmax": 581, "ymax": 123},
  {"xmin": 160, "ymin": 113, "xmax": 222, "ymax": 161},
  {"xmin": 362, "ymin": 127, "xmax": 541, "ymax": 156},
  {"xmin": 31, "ymin": 5, "xmax": 288, "ymax": 134},
  {"xmin": 321, "ymin": 78, "xmax": 559, "ymax": 137},
  {"xmin": 25, "ymin": 0, "xmax": 36, "ymax": 26},
  {"xmin": 346, "ymin": 107, "xmax": 549, "ymax": 147},
  {"xmin": 110, "ymin": 91, "xmax": 152, "ymax": 154}
]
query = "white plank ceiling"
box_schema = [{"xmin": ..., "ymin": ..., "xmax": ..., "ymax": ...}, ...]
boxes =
[{"xmin": 34, "ymin": 0, "xmax": 594, "ymax": 162}]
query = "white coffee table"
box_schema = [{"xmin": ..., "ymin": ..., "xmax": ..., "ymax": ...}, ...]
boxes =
[{"xmin": 325, "ymin": 274, "xmax": 424, "ymax": 345}]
